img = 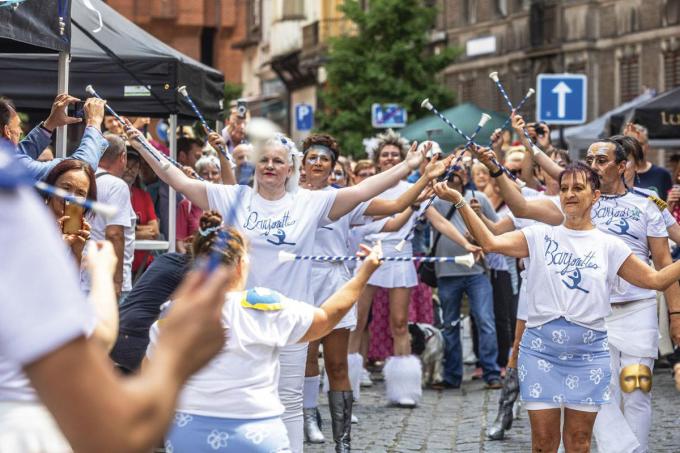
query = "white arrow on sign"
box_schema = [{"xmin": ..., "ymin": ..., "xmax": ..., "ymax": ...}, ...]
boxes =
[{"xmin": 551, "ymin": 81, "xmax": 572, "ymax": 118}]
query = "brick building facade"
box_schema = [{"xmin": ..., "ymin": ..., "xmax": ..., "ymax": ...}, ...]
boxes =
[{"xmin": 104, "ymin": 0, "xmax": 246, "ymax": 84}]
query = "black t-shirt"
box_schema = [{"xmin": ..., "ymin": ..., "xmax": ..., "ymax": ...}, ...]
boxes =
[
  {"xmin": 117, "ymin": 252, "xmax": 190, "ymax": 336},
  {"xmin": 636, "ymin": 164, "xmax": 673, "ymax": 201}
]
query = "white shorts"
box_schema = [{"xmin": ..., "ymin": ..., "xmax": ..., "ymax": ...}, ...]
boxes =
[
  {"xmin": 365, "ymin": 240, "xmax": 417, "ymax": 288},
  {"xmin": 311, "ymin": 263, "xmax": 356, "ymax": 330},
  {"xmin": 524, "ymin": 401, "xmax": 600, "ymax": 413}
]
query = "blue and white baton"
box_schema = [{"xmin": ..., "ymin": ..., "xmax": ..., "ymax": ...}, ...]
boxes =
[
  {"xmin": 177, "ymin": 86, "xmax": 237, "ymax": 169},
  {"xmin": 279, "ymin": 251, "xmax": 476, "ymax": 268}
]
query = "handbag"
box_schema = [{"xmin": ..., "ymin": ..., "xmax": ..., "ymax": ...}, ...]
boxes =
[{"xmin": 417, "ymin": 203, "xmax": 458, "ymax": 288}]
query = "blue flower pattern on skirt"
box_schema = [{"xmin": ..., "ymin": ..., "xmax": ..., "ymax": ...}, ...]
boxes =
[{"xmin": 519, "ymin": 317, "xmax": 612, "ymax": 406}]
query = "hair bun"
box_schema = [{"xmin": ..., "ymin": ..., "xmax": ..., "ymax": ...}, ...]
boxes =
[{"xmin": 199, "ymin": 210, "xmax": 223, "ymax": 231}]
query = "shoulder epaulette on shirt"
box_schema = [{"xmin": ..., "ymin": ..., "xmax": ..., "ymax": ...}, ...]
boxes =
[
  {"xmin": 241, "ymin": 287, "xmax": 283, "ymax": 311},
  {"xmin": 629, "ymin": 188, "xmax": 668, "ymax": 211}
]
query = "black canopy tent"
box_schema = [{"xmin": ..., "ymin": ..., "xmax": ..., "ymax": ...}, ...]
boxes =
[
  {"xmin": 0, "ymin": 0, "xmax": 224, "ymax": 119},
  {"xmin": 0, "ymin": 0, "xmax": 71, "ymax": 53},
  {"xmin": 608, "ymin": 87, "xmax": 680, "ymax": 148}
]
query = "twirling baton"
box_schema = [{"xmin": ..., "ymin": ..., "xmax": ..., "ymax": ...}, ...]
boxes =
[
  {"xmin": 35, "ymin": 181, "xmax": 117, "ymax": 217},
  {"xmin": 395, "ymin": 113, "xmax": 491, "ymax": 252},
  {"xmin": 487, "ymin": 87, "xmax": 535, "ymax": 147},
  {"xmin": 85, "ymin": 85, "xmax": 170, "ymax": 171},
  {"xmin": 279, "ymin": 251, "xmax": 476, "ymax": 268},
  {"xmin": 488, "ymin": 73, "xmax": 542, "ymax": 156},
  {"xmin": 177, "ymin": 86, "xmax": 237, "ymax": 169},
  {"xmin": 421, "ymin": 98, "xmax": 523, "ymax": 186}
]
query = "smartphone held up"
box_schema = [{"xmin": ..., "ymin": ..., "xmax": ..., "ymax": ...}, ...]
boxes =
[{"xmin": 62, "ymin": 200, "xmax": 84, "ymax": 234}]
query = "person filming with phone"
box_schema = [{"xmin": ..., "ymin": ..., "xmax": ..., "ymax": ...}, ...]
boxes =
[{"xmin": 43, "ymin": 160, "xmax": 96, "ymax": 265}]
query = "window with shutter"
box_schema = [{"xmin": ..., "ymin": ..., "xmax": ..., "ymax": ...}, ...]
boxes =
[
  {"xmin": 282, "ymin": 0, "xmax": 305, "ymax": 20},
  {"xmin": 619, "ymin": 55, "xmax": 640, "ymax": 103},
  {"xmin": 664, "ymin": 51, "xmax": 680, "ymax": 89}
]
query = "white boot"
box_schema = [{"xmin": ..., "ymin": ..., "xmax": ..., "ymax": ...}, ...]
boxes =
[
  {"xmin": 383, "ymin": 355, "xmax": 422, "ymax": 407},
  {"xmin": 348, "ymin": 353, "xmax": 363, "ymax": 402}
]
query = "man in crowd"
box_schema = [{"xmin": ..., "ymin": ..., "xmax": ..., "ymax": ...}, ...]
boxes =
[
  {"xmin": 83, "ymin": 134, "xmax": 136, "ymax": 301},
  {"xmin": 627, "ymin": 123, "xmax": 673, "ymax": 200},
  {"xmin": 0, "ymin": 94, "xmax": 108, "ymax": 180},
  {"xmin": 177, "ymin": 137, "xmax": 203, "ymax": 170}
]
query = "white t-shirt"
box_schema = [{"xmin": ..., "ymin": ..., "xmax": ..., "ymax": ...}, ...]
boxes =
[
  {"xmin": 591, "ymin": 192, "xmax": 667, "ymax": 303},
  {"xmin": 521, "ymin": 224, "xmax": 631, "ymax": 330},
  {"xmin": 365, "ymin": 180, "xmax": 422, "ymax": 249},
  {"xmin": 147, "ymin": 288, "xmax": 315, "ymax": 419},
  {"xmin": 634, "ymin": 187, "xmax": 677, "ymax": 229},
  {"xmin": 81, "ymin": 169, "xmax": 136, "ymax": 292},
  {"xmin": 347, "ymin": 217, "xmax": 390, "ymax": 272},
  {"xmin": 312, "ymin": 186, "xmax": 369, "ymax": 283},
  {"xmin": 206, "ymin": 184, "xmax": 336, "ymax": 303},
  {"xmin": 0, "ymin": 188, "xmax": 93, "ymax": 402}
]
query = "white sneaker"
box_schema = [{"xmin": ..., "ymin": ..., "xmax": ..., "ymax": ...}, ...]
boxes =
[
  {"xmin": 396, "ymin": 397, "xmax": 416, "ymax": 408},
  {"xmin": 360, "ymin": 368, "xmax": 373, "ymax": 387},
  {"xmin": 351, "ymin": 414, "xmax": 358, "ymax": 424}
]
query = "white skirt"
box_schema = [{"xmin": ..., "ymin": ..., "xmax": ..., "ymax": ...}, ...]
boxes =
[
  {"xmin": 311, "ymin": 263, "xmax": 356, "ymax": 330},
  {"xmin": 0, "ymin": 401, "xmax": 72, "ymax": 452},
  {"xmin": 365, "ymin": 240, "xmax": 418, "ymax": 289},
  {"xmin": 606, "ymin": 298, "xmax": 658, "ymax": 358}
]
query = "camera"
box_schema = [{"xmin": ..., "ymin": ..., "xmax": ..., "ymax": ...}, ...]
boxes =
[
  {"xmin": 533, "ymin": 123, "xmax": 546, "ymax": 136},
  {"xmin": 236, "ymin": 99, "xmax": 247, "ymax": 119},
  {"xmin": 69, "ymin": 101, "xmax": 85, "ymax": 119}
]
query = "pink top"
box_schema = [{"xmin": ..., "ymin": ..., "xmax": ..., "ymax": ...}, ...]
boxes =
[{"xmin": 176, "ymin": 197, "xmax": 203, "ymax": 241}]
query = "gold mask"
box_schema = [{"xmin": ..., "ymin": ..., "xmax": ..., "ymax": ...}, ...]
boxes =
[{"xmin": 620, "ymin": 364, "xmax": 652, "ymax": 393}]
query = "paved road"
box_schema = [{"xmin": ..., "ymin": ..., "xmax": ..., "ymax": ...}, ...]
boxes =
[{"xmin": 307, "ymin": 369, "xmax": 679, "ymax": 452}]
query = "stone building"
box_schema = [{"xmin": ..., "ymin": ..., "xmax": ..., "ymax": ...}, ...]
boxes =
[{"xmin": 435, "ymin": 0, "xmax": 680, "ymax": 123}]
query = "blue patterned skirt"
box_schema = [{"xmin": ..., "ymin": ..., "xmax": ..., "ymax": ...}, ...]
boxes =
[
  {"xmin": 518, "ymin": 317, "xmax": 611, "ymax": 407},
  {"xmin": 165, "ymin": 412, "xmax": 291, "ymax": 453}
]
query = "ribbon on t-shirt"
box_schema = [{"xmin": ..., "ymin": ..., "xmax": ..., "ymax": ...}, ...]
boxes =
[{"xmin": 241, "ymin": 287, "xmax": 283, "ymax": 311}]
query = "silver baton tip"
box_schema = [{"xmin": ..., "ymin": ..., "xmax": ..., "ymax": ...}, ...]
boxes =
[
  {"xmin": 488, "ymin": 72, "xmax": 499, "ymax": 82},
  {"xmin": 177, "ymin": 85, "xmax": 188, "ymax": 96},
  {"xmin": 85, "ymin": 85, "xmax": 95, "ymax": 95},
  {"xmin": 527, "ymin": 88, "xmax": 536, "ymax": 96},
  {"xmin": 479, "ymin": 113, "xmax": 493, "ymax": 127},
  {"xmin": 420, "ymin": 98, "xmax": 433, "ymax": 110}
]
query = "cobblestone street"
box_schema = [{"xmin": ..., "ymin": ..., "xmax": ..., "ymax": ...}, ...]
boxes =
[{"xmin": 307, "ymin": 369, "xmax": 679, "ymax": 452}]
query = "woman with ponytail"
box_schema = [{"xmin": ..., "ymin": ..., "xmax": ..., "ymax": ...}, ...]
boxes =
[{"xmin": 148, "ymin": 211, "xmax": 383, "ymax": 453}]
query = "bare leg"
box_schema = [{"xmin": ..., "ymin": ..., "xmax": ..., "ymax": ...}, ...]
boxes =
[
  {"xmin": 389, "ymin": 287, "xmax": 412, "ymax": 356},
  {"xmin": 323, "ymin": 329, "xmax": 351, "ymax": 391},
  {"xmin": 348, "ymin": 285, "xmax": 378, "ymax": 354},
  {"xmin": 305, "ymin": 340, "xmax": 321, "ymax": 377},
  {"xmin": 562, "ymin": 408, "xmax": 598, "ymax": 453},
  {"xmin": 528, "ymin": 409, "xmax": 561, "ymax": 453}
]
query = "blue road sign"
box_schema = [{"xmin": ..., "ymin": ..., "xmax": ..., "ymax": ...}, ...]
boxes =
[
  {"xmin": 295, "ymin": 103, "xmax": 313, "ymax": 131},
  {"xmin": 372, "ymin": 103, "xmax": 407, "ymax": 128},
  {"xmin": 536, "ymin": 74, "xmax": 587, "ymax": 125}
]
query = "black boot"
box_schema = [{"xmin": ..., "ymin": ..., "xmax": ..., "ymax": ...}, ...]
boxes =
[
  {"xmin": 487, "ymin": 367, "xmax": 520, "ymax": 440},
  {"xmin": 328, "ymin": 390, "xmax": 352, "ymax": 453}
]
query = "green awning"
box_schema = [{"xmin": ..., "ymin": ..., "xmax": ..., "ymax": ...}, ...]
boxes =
[{"xmin": 400, "ymin": 102, "xmax": 510, "ymax": 151}]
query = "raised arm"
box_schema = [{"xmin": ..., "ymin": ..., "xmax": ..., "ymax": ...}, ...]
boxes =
[
  {"xmin": 300, "ymin": 244, "xmax": 382, "ymax": 342},
  {"xmin": 476, "ymin": 146, "xmax": 564, "ymax": 225},
  {"xmin": 432, "ymin": 182, "xmax": 529, "ymax": 258},
  {"xmin": 364, "ymin": 153, "xmax": 454, "ymax": 216},
  {"xmin": 425, "ymin": 205, "xmax": 481, "ymax": 254},
  {"xmin": 85, "ymin": 241, "xmax": 119, "ymax": 353},
  {"xmin": 124, "ymin": 121, "xmax": 209, "ymax": 209},
  {"xmin": 329, "ymin": 142, "xmax": 426, "ymax": 220},
  {"xmin": 512, "ymin": 114, "xmax": 562, "ymax": 182},
  {"xmin": 206, "ymin": 131, "xmax": 237, "ymax": 186},
  {"xmin": 617, "ymin": 253, "xmax": 680, "ymax": 291}
]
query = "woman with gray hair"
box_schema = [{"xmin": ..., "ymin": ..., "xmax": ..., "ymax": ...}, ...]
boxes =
[
  {"xmin": 194, "ymin": 154, "xmax": 222, "ymax": 184},
  {"xmin": 123, "ymin": 121, "xmax": 440, "ymax": 452}
]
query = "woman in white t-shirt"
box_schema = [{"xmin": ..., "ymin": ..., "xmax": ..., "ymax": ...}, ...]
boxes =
[
  {"xmin": 149, "ymin": 211, "xmax": 382, "ymax": 453},
  {"xmin": 431, "ymin": 163, "xmax": 680, "ymax": 452},
  {"xmin": 298, "ymin": 134, "xmax": 442, "ymax": 449},
  {"xmin": 124, "ymin": 122, "xmax": 436, "ymax": 452}
]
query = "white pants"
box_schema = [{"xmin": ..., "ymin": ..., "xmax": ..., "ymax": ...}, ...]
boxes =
[
  {"xmin": 593, "ymin": 300, "xmax": 657, "ymax": 453},
  {"xmin": 0, "ymin": 401, "xmax": 72, "ymax": 452},
  {"xmin": 278, "ymin": 342, "xmax": 308, "ymax": 453}
]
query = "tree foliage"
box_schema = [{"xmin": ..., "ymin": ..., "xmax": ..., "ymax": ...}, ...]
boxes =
[{"xmin": 316, "ymin": 0, "xmax": 459, "ymax": 158}]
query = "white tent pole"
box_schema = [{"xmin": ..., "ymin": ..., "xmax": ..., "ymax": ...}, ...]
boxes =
[
  {"xmin": 56, "ymin": 51, "xmax": 70, "ymax": 158},
  {"xmin": 168, "ymin": 114, "xmax": 177, "ymax": 253}
]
